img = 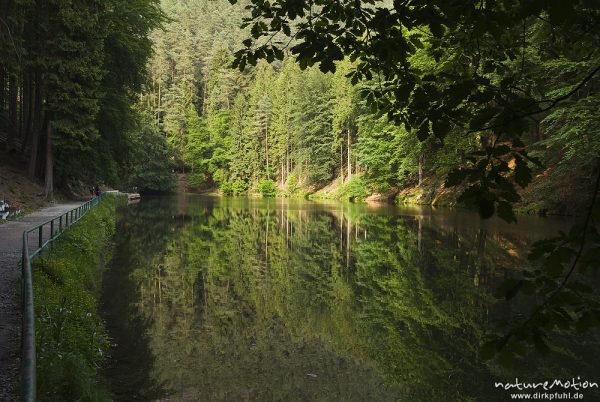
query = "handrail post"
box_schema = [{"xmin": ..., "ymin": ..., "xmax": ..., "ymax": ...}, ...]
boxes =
[
  {"xmin": 21, "ymin": 232, "xmax": 36, "ymax": 402},
  {"xmin": 50, "ymin": 219, "xmax": 54, "ymax": 239}
]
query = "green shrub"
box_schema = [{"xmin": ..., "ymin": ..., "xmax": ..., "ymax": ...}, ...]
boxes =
[
  {"xmin": 338, "ymin": 175, "xmax": 369, "ymax": 201},
  {"xmin": 220, "ymin": 181, "xmax": 234, "ymax": 195},
  {"xmin": 220, "ymin": 180, "xmax": 248, "ymax": 195},
  {"xmin": 286, "ymin": 173, "xmax": 299, "ymax": 195},
  {"xmin": 232, "ymin": 180, "xmax": 249, "ymax": 195},
  {"xmin": 188, "ymin": 172, "xmax": 208, "ymax": 189},
  {"xmin": 32, "ymin": 195, "xmax": 119, "ymax": 401},
  {"xmin": 257, "ymin": 179, "xmax": 278, "ymax": 197}
]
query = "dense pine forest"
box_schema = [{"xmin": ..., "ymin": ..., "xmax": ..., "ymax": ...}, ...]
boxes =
[
  {"xmin": 1, "ymin": 0, "xmax": 598, "ymax": 215},
  {"xmin": 0, "ymin": 0, "xmax": 165, "ymax": 197},
  {"xmin": 137, "ymin": 0, "xmax": 599, "ymax": 214}
]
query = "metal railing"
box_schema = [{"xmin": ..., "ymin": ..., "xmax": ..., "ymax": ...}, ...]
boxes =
[{"xmin": 20, "ymin": 193, "xmax": 107, "ymax": 402}]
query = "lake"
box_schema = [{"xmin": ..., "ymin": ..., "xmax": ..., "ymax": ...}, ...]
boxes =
[{"xmin": 100, "ymin": 194, "xmax": 600, "ymax": 401}]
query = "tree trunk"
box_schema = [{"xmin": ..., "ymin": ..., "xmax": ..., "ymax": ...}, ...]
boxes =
[
  {"xmin": 7, "ymin": 74, "xmax": 18, "ymax": 150},
  {"xmin": 340, "ymin": 142, "xmax": 344, "ymax": 183},
  {"xmin": 286, "ymin": 142, "xmax": 290, "ymax": 179},
  {"xmin": 0, "ymin": 68, "xmax": 5, "ymax": 118},
  {"xmin": 18, "ymin": 85, "xmax": 24, "ymax": 141},
  {"xmin": 157, "ymin": 80, "xmax": 161, "ymax": 126},
  {"xmin": 202, "ymin": 74, "xmax": 207, "ymax": 114},
  {"xmin": 28, "ymin": 74, "xmax": 43, "ymax": 179},
  {"xmin": 21, "ymin": 72, "xmax": 34, "ymax": 152},
  {"xmin": 418, "ymin": 153, "xmax": 424, "ymax": 187},
  {"xmin": 44, "ymin": 120, "xmax": 54, "ymax": 200},
  {"xmin": 28, "ymin": 128, "xmax": 40, "ymax": 179},
  {"xmin": 347, "ymin": 128, "xmax": 351, "ymax": 181},
  {"xmin": 265, "ymin": 116, "xmax": 269, "ymax": 179}
]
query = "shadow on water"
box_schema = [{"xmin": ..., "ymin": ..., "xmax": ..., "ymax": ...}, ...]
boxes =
[{"xmin": 100, "ymin": 194, "xmax": 600, "ymax": 401}]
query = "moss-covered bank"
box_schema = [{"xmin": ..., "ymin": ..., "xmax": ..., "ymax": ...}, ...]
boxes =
[{"xmin": 32, "ymin": 195, "xmax": 120, "ymax": 401}]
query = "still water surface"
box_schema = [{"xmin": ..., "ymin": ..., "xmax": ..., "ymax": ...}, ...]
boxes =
[{"xmin": 101, "ymin": 195, "xmax": 599, "ymax": 401}]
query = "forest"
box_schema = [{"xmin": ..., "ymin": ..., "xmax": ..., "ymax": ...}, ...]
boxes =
[
  {"xmin": 1, "ymin": 0, "xmax": 598, "ymax": 214},
  {"xmin": 137, "ymin": 0, "xmax": 599, "ymax": 216},
  {"xmin": 1, "ymin": 0, "xmax": 600, "ymax": 394},
  {"xmin": 0, "ymin": 0, "xmax": 166, "ymax": 197}
]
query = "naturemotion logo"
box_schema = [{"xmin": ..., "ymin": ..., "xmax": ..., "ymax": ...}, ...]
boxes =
[
  {"xmin": 495, "ymin": 378, "xmax": 598, "ymax": 392},
  {"xmin": 494, "ymin": 377, "xmax": 598, "ymax": 400}
]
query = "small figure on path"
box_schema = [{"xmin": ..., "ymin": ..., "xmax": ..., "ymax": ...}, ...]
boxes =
[
  {"xmin": 89, "ymin": 187, "xmax": 95, "ymax": 200},
  {"xmin": 94, "ymin": 185, "xmax": 101, "ymax": 197}
]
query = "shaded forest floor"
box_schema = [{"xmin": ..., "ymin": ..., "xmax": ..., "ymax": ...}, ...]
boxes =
[
  {"xmin": 0, "ymin": 150, "xmax": 54, "ymax": 216},
  {"xmin": 0, "ymin": 150, "xmax": 94, "ymax": 220}
]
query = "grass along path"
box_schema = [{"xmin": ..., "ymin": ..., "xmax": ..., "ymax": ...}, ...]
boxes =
[{"xmin": 0, "ymin": 202, "xmax": 83, "ymax": 401}]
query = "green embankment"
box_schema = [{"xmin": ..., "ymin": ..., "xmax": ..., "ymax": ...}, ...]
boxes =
[{"xmin": 32, "ymin": 195, "xmax": 119, "ymax": 401}]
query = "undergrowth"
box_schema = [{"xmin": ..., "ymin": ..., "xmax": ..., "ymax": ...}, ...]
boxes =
[{"xmin": 32, "ymin": 195, "xmax": 119, "ymax": 401}]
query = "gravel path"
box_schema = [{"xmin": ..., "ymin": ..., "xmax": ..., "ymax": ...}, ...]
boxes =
[{"xmin": 0, "ymin": 202, "xmax": 83, "ymax": 401}]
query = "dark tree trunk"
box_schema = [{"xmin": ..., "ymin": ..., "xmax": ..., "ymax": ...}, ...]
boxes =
[
  {"xmin": 0, "ymin": 68, "xmax": 5, "ymax": 117},
  {"xmin": 18, "ymin": 85, "xmax": 23, "ymax": 140},
  {"xmin": 21, "ymin": 71, "xmax": 34, "ymax": 152},
  {"xmin": 28, "ymin": 73, "xmax": 43, "ymax": 179},
  {"xmin": 44, "ymin": 120, "xmax": 54, "ymax": 200},
  {"xmin": 7, "ymin": 73, "xmax": 18, "ymax": 150}
]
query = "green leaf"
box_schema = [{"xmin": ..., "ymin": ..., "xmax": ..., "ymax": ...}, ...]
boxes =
[
  {"xmin": 429, "ymin": 22, "xmax": 445, "ymax": 38},
  {"xmin": 274, "ymin": 47, "xmax": 284, "ymax": 60},
  {"xmin": 432, "ymin": 119, "xmax": 450, "ymax": 139},
  {"xmin": 528, "ymin": 239, "xmax": 557, "ymax": 261},
  {"xmin": 497, "ymin": 201, "xmax": 517, "ymax": 224},
  {"xmin": 469, "ymin": 108, "xmax": 498, "ymax": 130},
  {"xmin": 319, "ymin": 58, "xmax": 335, "ymax": 73},
  {"xmin": 478, "ymin": 198, "xmax": 495, "ymax": 219},
  {"xmin": 445, "ymin": 168, "xmax": 468, "ymax": 187},
  {"xmin": 492, "ymin": 145, "xmax": 511, "ymax": 157},
  {"xmin": 514, "ymin": 155, "xmax": 532, "ymax": 188},
  {"xmin": 416, "ymin": 120, "xmax": 430, "ymax": 141}
]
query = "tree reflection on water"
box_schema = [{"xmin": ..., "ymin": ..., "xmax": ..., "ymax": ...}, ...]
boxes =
[{"xmin": 101, "ymin": 195, "xmax": 599, "ymax": 402}]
